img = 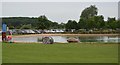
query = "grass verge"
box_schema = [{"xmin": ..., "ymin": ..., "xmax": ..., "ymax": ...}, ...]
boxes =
[{"xmin": 2, "ymin": 43, "xmax": 118, "ymax": 63}]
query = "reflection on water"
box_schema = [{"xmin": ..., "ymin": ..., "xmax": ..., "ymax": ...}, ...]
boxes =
[
  {"xmin": 12, "ymin": 35, "xmax": 120, "ymax": 43},
  {"xmin": 77, "ymin": 36, "xmax": 119, "ymax": 43}
]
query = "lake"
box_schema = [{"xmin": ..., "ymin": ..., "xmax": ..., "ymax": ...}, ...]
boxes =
[{"xmin": 12, "ymin": 35, "xmax": 120, "ymax": 43}]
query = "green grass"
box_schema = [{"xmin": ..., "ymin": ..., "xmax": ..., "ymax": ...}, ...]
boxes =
[
  {"xmin": 0, "ymin": 42, "xmax": 2, "ymax": 64},
  {"xmin": 2, "ymin": 43, "xmax": 118, "ymax": 63}
]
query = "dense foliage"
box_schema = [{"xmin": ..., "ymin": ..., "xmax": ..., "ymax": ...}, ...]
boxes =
[{"xmin": 2, "ymin": 16, "xmax": 65, "ymax": 29}]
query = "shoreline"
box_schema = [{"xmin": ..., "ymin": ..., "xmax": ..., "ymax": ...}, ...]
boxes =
[{"xmin": 12, "ymin": 34, "xmax": 119, "ymax": 38}]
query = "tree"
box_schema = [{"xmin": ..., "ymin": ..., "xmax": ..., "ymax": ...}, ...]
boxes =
[
  {"xmin": 9, "ymin": 26, "xmax": 15, "ymax": 29},
  {"xmin": 65, "ymin": 20, "xmax": 78, "ymax": 31},
  {"xmin": 107, "ymin": 17, "xmax": 117, "ymax": 29},
  {"xmin": 59, "ymin": 23, "xmax": 65, "ymax": 29},
  {"xmin": 37, "ymin": 15, "xmax": 51, "ymax": 29},
  {"xmin": 80, "ymin": 5, "xmax": 98, "ymax": 19},
  {"xmin": 2, "ymin": 17, "xmax": 38, "ymax": 29},
  {"xmin": 78, "ymin": 5, "xmax": 98, "ymax": 30},
  {"xmin": 20, "ymin": 24, "xmax": 32, "ymax": 29},
  {"xmin": 116, "ymin": 20, "xmax": 120, "ymax": 28},
  {"xmin": 78, "ymin": 18, "xmax": 87, "ymax": 29},
  {"xmin": 2, "ymin": 16, "xmax": 66, "ymax": 30},
  {"xmin": 50, "ymin": 22, "xmax": 59, "ymax": 29},
  {"xmin": 93, "ymin": 15, "xmax": 105, "ymax": 29},
  {"xmin": 87, "ymin": 17, "xmax": 95, "ymax": 29}
]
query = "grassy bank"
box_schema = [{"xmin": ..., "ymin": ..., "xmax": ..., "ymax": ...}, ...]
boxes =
[{"xmin": 2, "ymin": 43, "xmax": 118, "ymax": 63}]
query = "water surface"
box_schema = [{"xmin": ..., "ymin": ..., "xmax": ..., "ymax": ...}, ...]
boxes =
[{"xmin": 12, "ymin": 35, "xmax": 120, "ymax": 43}]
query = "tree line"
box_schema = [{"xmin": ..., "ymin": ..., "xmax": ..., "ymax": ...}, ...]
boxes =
[
  {"xmin": 65, "ymin": 5, "xmax": 120, "ymax": 31},
  {"xmin": 2, "ymin": 16, "xmax": 65, "ymax": 29},
  {"xmin": 2, "ymin": 5, "xmax": 120, "ymax": 31}
]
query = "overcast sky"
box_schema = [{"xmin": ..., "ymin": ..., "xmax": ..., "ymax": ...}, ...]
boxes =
[
  {"xmin": 1, "ymin": 0, "xmax": 120, "ymax": 2},
  {"xmin": 1, "ymin": 2, "xmax": 118, "ymax": 23}
]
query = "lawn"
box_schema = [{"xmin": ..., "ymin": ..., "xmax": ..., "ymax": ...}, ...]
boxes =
[
  {"xmin": 0, "ymin": 42, "xmax": 2, "ymax": 64},
  {"xmin": 2, "ymin": 43, "xmax": 118, "ymax": 63}
]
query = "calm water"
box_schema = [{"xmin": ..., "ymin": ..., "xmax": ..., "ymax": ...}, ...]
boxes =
[{"xmin": 12, "ymin": 35, "xmax": 120, "ymax": 43}]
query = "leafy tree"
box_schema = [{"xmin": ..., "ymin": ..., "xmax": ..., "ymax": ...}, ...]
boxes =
[
  {"xmin": 2, "ymin": 16, "xmax": 65, "ymax": 30},
  {"xmin": 107, "ymin": 17, "xmax": 117, "ymax": 29},
  {"xmin": 20, "ymin": 24, "xmax": 32, "ymax": 29},
  {"xmin": 58, "ymin": 23, "xmax": 66, "ymax": 29},
  {"xmin": 93, "ymin": 15, "xmax": 105, "ymax": 29},
  {"xmin": 78, "ymin": 5, "xmax": 98, "ymax": 30},
  {"xmin": 78, "ymin": 18, "xmax": 87, "ymax": 29},
  {"xmin": 87, "ymin": 17, "xmax": 96, "ymax": 29},
  {"xmin": 2, "ymin": 17, "xmax": 38, "ymax": 29},
  {"xmin": 80, "ymin": 5, "xmax": 98, "ymax": 19},
  {"xmin": 50, "ymin": 22, "xmax": 65, "ymax": 29},
  {"xmin": 37, "ymin": 15, "xmax": 51, "ymax": 29},
  {"xmin": 65, "ymin": 20, "xmax": 78, "ymax": 31},
  {"xmin": 116, "ymin": 20, "xmax": 120, "ymax": 28},
  {"xmin": 9, "ymin": 26, "xmax": 15, "ymax": 29},
  {"xmin": 50, "ymin": 22, "xmax": 59, "ymax": 29}
]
